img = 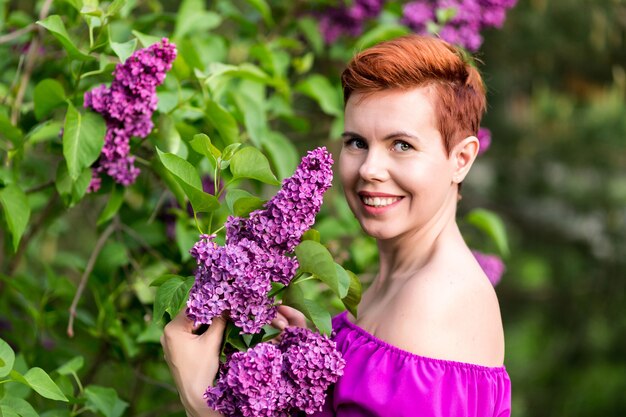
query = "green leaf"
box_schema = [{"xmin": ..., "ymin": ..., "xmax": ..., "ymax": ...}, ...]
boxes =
[
  {"xmin": 156, "ymin": 149, "xmax": 219, "ymax": 213},
  {"xmin": 230, "ymin": 81, "xmax": 267, "ymax": 147},
  {"xmin": 23, "ymin": 367, "xmax": 68, "ymax": 402},
  {"xmin": 110, "ymin": 38, "xmax": 136, "ymax": 63},
  {"xmin": 106, "ymin": 0, "xmax": 127, "ymax": 17},
  {"xmin": 262, "ymin": 131, "xmax": 299, "ymax": 181},
  {"xmin": 223, "ymin": 323, "xmax": 247, "ymax": 354},
  {"xmin": 230, "ymin": 146, "xmax": 279, "ymax": 185},
  {"xmin": 465, "ymin": 208, "xmax": 510, "ymax": 257},
  {"xmin": 25, "ymin": 120, "xmax": 64, "ymax": 145},
  {"xmin": 33, "ymin": 79, "xmax": 66, "ymax": 120},
  {"xmin": 295, "ymin": 75, "xmax": 343, "ymax": 117},
  {"xmin": 221, "ymin": 143, "xmax": 242, "ymax": 162},
  {"xmin": 174, "ymin": 0, "xmax": 222, "ymax": 39},
  {"xmin": 260, "ymin": 325, "xmax": 281, "ymax": 342},
  {"xmin": 131, "ymin": 30, "xmax": 161, "ymax": 48},
  {"xmin": 244, "ymin": 0, "xmax": 274, "ymax": 26},
  {"xmin": 0, "ymin": 338, "xmax": 15, "ymax": 378},
  {"xmin": 356, "ymin": 23, "xmax": 410, "ymax": 50},
  {"xmin": 333, "ymin": 263, "xmax": 351, "ymax": 299},
  {"xmin": 0, "ymin": 113, "xmax": 23, "ymax": 146},
  {"xmin": 295, "ymin": 241, "xmax": 348, "ymax": 298},
  {"xmin": 297, "ymin": 18, "xmax": 323, "ymax": 54},
  {"xmin": 175, "ymin": 218, "xmax": 197, "ymax": 262},
  {"xmin": 97, "ymin": 186, "xmax": 124, "ymax": 225},
  {"xmin": 218, "ymin": 188, "xmax": 263, "ymax": 218},
  {"xmin": 436, "ymin": 7, "xmax": 457, "ymax": 24},
  {"xmin": 36, "ymin": 15, "xmax": 94, "ymax": 61},
  {"xmin": 0, "ymin": 397, "xmax": 38, "ymax": 417},
  {"xmin": 153, "ymin": 275, "xmax": 195, "ymax": 322},
  {"xmin": 63, "ymin": 104, "xmax": 106, "ymax": 181},
  {"xmin": 190, "ymin": 133, "xmax": 221, "ymax": 161},
  {"xmin": 0, "ymin": 405, "xmax": 21, "ymax": 417},
  {"xmin": 84, "ymin": 386, "xmax": 129, "ymax": 417},
  {"xmin": 205, "ymin": 101, "xmax": 239, "ymax": 145},
  {"xmin": 301, "ymin": 229, "xmax": 320, "ymax": 243},
  {"xmin": 342, "ymin": 270, "xmax": 362, "ymax": 318},
  {"xmin": 0, "ymin": 184, "xmax": 31, "ymax": 252},
  {"xmin": 55, "ymin": 164, "xmax": 91, "ymax": 207},
  {"xmin": 55, "ymin": 356, "xmax": 84, "ymax": 376},
  {"xmin": 283, "ymin": 284, "xmax": 332, "ymax": 335}
]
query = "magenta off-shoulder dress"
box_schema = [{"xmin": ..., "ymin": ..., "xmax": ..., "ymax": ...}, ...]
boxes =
[{"xmin": 312, "ymin": 311, "xmax": 511, "ymax": 417}]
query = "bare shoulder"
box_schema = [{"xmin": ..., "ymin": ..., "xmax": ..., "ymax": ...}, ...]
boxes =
[{"xmin": 382, "ymin": 257, "xmax": 505, "ymax": 367}]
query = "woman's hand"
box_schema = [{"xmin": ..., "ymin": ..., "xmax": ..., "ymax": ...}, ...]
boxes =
[
  {"xmin": 161, "ymin": 310, "xmax": 226, "ymax": 417},
  {"xmin": 271, "ymin": 305, "xmax": 307, "ymax": 330}
]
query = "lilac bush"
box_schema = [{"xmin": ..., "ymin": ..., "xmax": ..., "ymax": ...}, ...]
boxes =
[
  {"xmin": 473, "ymin": 250, "xmax": 506, "ymax": 286},
  {"xmin": 477, "ymin": 127, "xmax": 492, "ymax": 155},
  {"xmin": 186, "ymin": 148, "xmax": 334, "ymax": 334},
  {"xmin": 205, "ymin": 327, "xmax": 346, "ymax": 417},
  {"xmin": 402, "ymin": 0, "xmax": 518, "ymax": 51},
  {"xmin": 319, "ymin": 0, "xmax": 517, "ymax": 51},
  {"xmin": 319, "ymin": 0, "xmax": 385, "ymax": 43},
  {"xmin": 84, "ymin": 38, "xmax": 177, "ymax": 192}
]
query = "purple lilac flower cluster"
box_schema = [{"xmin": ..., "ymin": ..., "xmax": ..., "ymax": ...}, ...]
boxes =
[
  {"xmin": 186, "ymin": 148, "xmax": 334, "ymax": 334},
  {"xmin": 477, "ymin": 127, "xmax": 492, "ymax": 155},
  {"xmin": 84, "ymin": 39, "xmax": 177, "ymax": 192},
  {"xmin": 206, "ymin": 327, "xmax": 346, "ymax": 417},
  {"xmin": 472, "ymin": 250, "xmax": 505, "ymax": 286},
  {"xmin": 319, "ymin": 0, "xmax": 385, "ymax": 43},
  {"xmin": 402, "ymin": 0, "xmax": 518, "ymax": 51}
]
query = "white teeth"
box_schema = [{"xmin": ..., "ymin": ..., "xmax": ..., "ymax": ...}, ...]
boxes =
[{"xmin": 362, "ymin": 196, "xmax": 401, "ymax": 207}]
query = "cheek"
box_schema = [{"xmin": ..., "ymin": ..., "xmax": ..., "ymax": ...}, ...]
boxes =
[{"xmin": 338, "ymin": 153, "xmax": 357, "ymax": 186}]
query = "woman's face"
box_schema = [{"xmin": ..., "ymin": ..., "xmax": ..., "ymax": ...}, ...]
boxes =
[{"xmin": 339, "ymin": 87, "xmax": 460, "ymax": 241}]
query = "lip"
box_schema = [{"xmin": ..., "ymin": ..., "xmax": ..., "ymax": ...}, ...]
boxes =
[
  {"xmin": 356, "ymin": 191, "xmax": 404, "ymax": 215},
  {"xmin": 358, "ymin": 191, "xmax": 403, "ymax": 198}
]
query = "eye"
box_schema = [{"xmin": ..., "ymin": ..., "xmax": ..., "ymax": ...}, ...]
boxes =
[
  {"xmin": 392, "ymin": 140, "xmax": 412, "ymax": 152},
  {"xmin": 344, "ymin": 137, "xmax": 367, "ymax": 150}
]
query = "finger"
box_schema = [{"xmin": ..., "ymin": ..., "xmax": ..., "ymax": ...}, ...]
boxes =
[
  {"xmin": 199, "ymin": 316, "xmax": 227, "ymax": 352},
  {"xmin": 277, "ymin": 305, "xmax": 307, "ymax": 328},
  {"xmin": 271, "ymin": 313, "xmax": 288, "ymax": 330},
  {"xmin": 169, "ymin": 307, "xmax": 196, "ymax": 332}
]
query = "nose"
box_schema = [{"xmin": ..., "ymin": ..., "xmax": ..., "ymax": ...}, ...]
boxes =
[{"xmin": 358, "ymin": 149, "xmax": 389, "ymax": 183}]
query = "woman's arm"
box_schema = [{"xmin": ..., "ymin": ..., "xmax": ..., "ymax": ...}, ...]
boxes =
[{"xmin": 161, "ymin": 311, "xmax": 226, "ymax": 417}]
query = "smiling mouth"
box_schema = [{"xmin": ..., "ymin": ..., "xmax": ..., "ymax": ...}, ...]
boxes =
[{"xmin": 360, "ymin": 196, "xmax": 402, "ymax": 208}]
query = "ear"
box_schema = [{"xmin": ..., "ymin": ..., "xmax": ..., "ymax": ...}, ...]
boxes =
[{"xmin": 450, "ymin": 136, "xmax": 479, "ymax": 184}]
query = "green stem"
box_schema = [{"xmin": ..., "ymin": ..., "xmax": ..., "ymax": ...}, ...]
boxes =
[
  {"xmin": 72, "ymin": 371, "xmax": 84, "ymax": 393},
  {"xmin": 193, "ymin": 211, "xmax": 203, "ymax": 235}
]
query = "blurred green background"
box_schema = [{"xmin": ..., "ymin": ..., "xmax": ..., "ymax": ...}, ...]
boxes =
[{"xmin": 1, "ymin": 0, "xmax": 625, "ymax": 416}]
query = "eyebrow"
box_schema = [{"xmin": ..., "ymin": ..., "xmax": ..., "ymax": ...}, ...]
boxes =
[{"xmin": 341, "ymin": 130, "xmax": 422, "ymax": 142}]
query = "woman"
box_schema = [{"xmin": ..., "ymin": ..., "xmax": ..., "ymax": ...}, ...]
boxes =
[{"xmin": 161, "ymin": 35, "xmax": 511, "ymax": 417}]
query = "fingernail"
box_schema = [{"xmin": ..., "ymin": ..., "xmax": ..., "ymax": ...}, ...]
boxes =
[{"xmin": 276, "ymin": 319, "xmax": 287, "ymax": 330}]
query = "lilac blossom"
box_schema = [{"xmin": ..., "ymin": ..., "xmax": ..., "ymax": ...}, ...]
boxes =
[
  {"xmin": 401, "ymin": 1, "xmax": 435, "ymax": 33},
  {"xmin": 226, "ymin": 147, "xmax": 334, "ymax": 254},
  {"xmin": 206, "ymin": 343, "xmax": 293, "ymax": 417},
  {"xmin": 206, "ymin": 327, "xmax": 345, "ymax": 417},
  {"xmin": 186, "ymin": 148, "xmax": 334, "ymax": 334},
  {"xmin": 473, "ymin": 250, "xmax": 506, "ymax": 286},
  {"xmin": 280, "ymin": 327, "xmax": 346, "ymax": 414},
  {"xmin": 477, "ymin": 127, "xmax": 492, "ymax": 155},
  {"xmin": 84, "ymin": 38, "xmax": 177, "ymax": 192},
  {"xmin": 318, "ymin": 0, "xmax": 385, "ymax": 43},
  {"xmin": 401, "ymin": 0, "xmax": 517, "ymax": 51}
]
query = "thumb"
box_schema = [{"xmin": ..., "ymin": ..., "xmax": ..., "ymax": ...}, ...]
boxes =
[{"xmin": 199, "ymin": 316, "xmax": 227, "ymax": 353}]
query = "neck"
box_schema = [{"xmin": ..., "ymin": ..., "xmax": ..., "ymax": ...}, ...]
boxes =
[{"xmin": 374, "ymin": 189, "xmax": 463, "ymax": 286}]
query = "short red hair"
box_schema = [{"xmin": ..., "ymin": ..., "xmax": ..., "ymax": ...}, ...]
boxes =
[{"xmin": 341, "ymin": 35, "xmax": 486, "ymax": 153}]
